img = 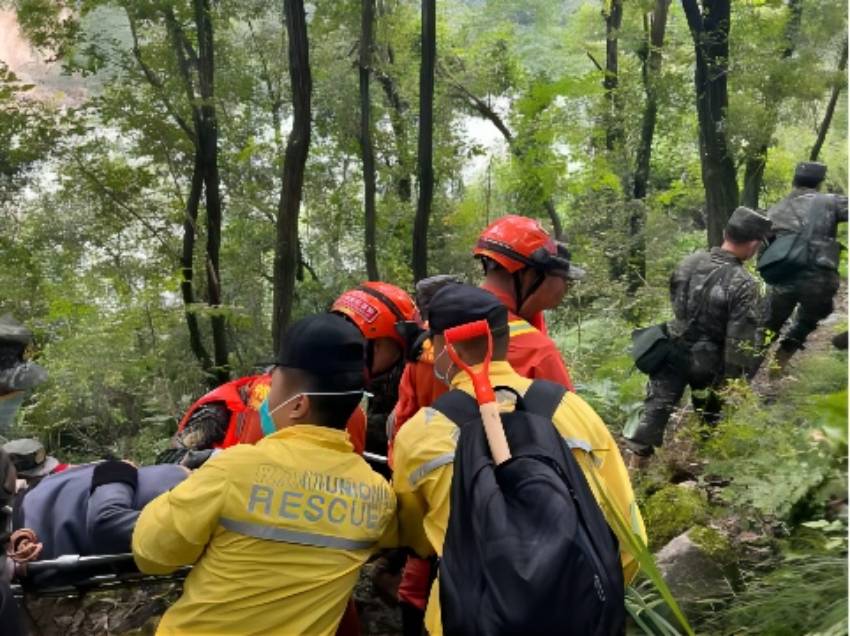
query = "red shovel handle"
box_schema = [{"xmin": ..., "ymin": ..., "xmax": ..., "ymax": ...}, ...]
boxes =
[{"xmin": 442, "ymin": 320, "xmax": 511, "ymax": 464}]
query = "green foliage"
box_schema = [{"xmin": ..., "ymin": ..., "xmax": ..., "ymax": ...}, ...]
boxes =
[
  {"xmin": 703, "ymin": 385, "xmax": 834, "ymax": 521},
  {"xmin": 0, "ymin": 1, "xmax": 846, "ymax": 633},
  {"xmin": 642, "ymin": 485, "xmax": 710, "ymax": 551},
  {"xmin": 626, "ymin": 581, "xmax": 686, "ymax": 636}
]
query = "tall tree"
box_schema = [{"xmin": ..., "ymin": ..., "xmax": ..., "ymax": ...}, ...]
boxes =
[
  {"xmin": 628, "ymin": 0, "xmax": 671, "ymax": 294},
  {"xmin": 128, "ymin": 2, "xmax": 230, "ymax": 384},
  {"xmin": 194, "ymin": 0, "xmax": 227, "ymax": 382},
  {"xmin": 810, "ymin": 38, "xmax": 848, "ymax": 162},
  {"xmin": 273, "ymin": 0, "xmax": 313, "ymax": 347},
  {"xmin": 740, "ymin": 0, "xmax": 803, "ymax": 209},
  {"xmin": 604, "ymin": 0, "xmax": 624, "ymax": 153},
  {"xmin": 445, "ymin": 77, "xmax": 564, "ymax": 239},
  {"xmin": 682, "ymin": 0, "xmax": 739, "ymax": 247},
  {"xmin": 360, "ymin": 0, "xmax": 379, "ymax": 281},
  {"xmin": 375, "ymin": 2, "xmax": 412, "ymax": 204},
  {"xmin": 412, "ymin": 0, "xmax": 436, "ymax": 282}
]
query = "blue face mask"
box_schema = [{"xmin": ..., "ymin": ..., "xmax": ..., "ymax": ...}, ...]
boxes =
[
  {"xmin": 259, "ymin": 390, "xmax": 371, "ymax": 437},
  {"xmin": 259, "ymin": 398, "xmax": 277, "ymax": 436}
]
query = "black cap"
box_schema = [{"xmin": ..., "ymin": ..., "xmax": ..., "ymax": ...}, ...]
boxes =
[
  {"xmin": 428, "ymin": 284, "xmax": 508, "ymax": 335},
  {"xmin": 276, "ymin": 314, "xmax": 366, "ymax": 385},
  {"xmin": 794, "ymin": 161, "xmax": 827, "ymax": 184},
  {"xmin": 726, "ymin": 206, "xmax": 772, "ymax": 241}
]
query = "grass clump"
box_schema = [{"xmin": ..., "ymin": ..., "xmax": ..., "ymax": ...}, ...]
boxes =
[{"xmin": 706, "ymin": 553, "xmax": 847, "ymax": 636}]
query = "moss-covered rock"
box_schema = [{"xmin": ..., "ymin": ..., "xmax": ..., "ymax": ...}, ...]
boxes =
[
  {"xmin": 644, "ymin": 484, "xmax": 709, "ymax": 551},
  {"xmin": 688, "ymin": 525, "xmax": 732, "ymax": 561}
]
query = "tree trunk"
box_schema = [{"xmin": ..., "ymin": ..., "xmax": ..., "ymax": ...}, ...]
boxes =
[
  {"xmin": 181, "ymin": 156, "xmax": 213, "ymax": 375},
  {"xmin": 810, "ymin": 38, "xmax": 848, "ymax": 162},
  {"xmin": 604, "ymin": 0, "xmax": 624, "ymax": 152},
  {"xmin": 629, "ymin": 0, "xmax": 670, "ymax": 294},
  {"xmin": 412, "ymin": 0, "xmax": 436, "ymax": 282},
  {"xmin": 194, "ymin": 0, "xmax": 229, "ymax": 384},
  {"xmin": 740, "ymin": 149, "xmax": 767, "ymax": 209},
  {"xmin": 360, "ymin": 0, "xmax": 379, "ymax": 281},
  {"xmin": 132, "ymin": 6, "xmax": 228, "ymax": 383},
  {"xmin": 682, "ymin": 0, "xmax": 739, "ymax": 247},
  {"xmin": 376, "ymin": 36, "xmax": 412, "ymax": 204},
  {"xmin": 741, "ymin": 0, "xmax": 802, "ymax": 209},
  {"xmin": 273, "ymin": 0, "xmax": 313, "ymax": 349}
]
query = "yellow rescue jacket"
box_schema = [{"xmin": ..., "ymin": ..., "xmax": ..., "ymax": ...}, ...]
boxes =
[
  {"xmin": 392, "ymin": 361, "xmax": 646, "ymax": 635},
  {"xmin": 133, "ymin": 424, "xmax": 397, "ymax": 636}
]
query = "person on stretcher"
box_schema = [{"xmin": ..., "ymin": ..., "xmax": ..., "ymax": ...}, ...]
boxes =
[{"xmin": 3, "ymin": 447, "xmax": 188, "ymax": 583}]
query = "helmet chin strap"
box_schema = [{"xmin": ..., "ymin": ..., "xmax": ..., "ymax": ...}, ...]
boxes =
[
  {"xmin": 365, "ymin": 340, "xmax": 376, "ymax": 379},
  {"xmin": 512, "ymin": 269, "xmax": 547, "ymax": 316}
]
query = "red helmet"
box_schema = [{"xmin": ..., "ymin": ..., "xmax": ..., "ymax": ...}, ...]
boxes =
[
  {"xmin": 473, "ymin": 215, "xmax": 584, "ymax": 279},
  {"xmin": 332, "ymin": 282, "xmax": 423, "ymax": 355}
]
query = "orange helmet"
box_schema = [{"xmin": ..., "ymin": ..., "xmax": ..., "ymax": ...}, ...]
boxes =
[
  {"xmin": 473, "ymin": 215, "xmax": 584, "ymax": 279},
  {"xmin": 331, "ymin": 282, "xmax": 423, "ymax": 356}
]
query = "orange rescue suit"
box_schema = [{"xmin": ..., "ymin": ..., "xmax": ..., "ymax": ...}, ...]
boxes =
[{"xmin": 177, "ymin": 374, "xmax": 366, "ymax": 455}]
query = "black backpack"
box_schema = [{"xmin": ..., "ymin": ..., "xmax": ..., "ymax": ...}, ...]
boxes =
[{"xmin": 433, "ymin": 380, "xmax": 625, "ymax": 636}]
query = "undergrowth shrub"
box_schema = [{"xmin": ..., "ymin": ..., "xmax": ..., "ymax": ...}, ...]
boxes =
[{"xmin": 701, "ymin": 380, "xmax": 836, "ymax": 521}]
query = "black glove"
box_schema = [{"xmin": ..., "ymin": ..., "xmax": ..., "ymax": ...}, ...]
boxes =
[
  {"xmin": 180, "ymin": 449, "xmax": 216, "ymax": 470},
  {"xmin": 90, "ymin": 460, "xmax": 138, "ymax": 493},
  {"xmin": 155, "ymin": 447, "xmax": 188, "ymax": 465}
]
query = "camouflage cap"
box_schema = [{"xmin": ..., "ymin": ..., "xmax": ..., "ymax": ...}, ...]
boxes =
[
  {"xmin": 0, "ymin": 315, "xmax": 33, "ymax": 346},
  {"xmin": 794, "ymin": 161, "xmax": 827, "ymax": 184},
  {"xmin": 2, "ymin": 438, "xmax": 59, "ymax": 478},
  {"xmin": 726, "ymin": 206, "xmax": 772, "ymax": 241},
  {"xmin": 415, "ymin": 274, "xmax": 462, "ymax": 319}
]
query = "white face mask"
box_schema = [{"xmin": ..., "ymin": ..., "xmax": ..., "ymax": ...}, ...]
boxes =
[
  {"xmin": 433, "ymin": 347, "xmax": 454, "ymax": 386},
  {"xmin": 268, "ymin": 390, "xmax": 373, "ymax": 418}
]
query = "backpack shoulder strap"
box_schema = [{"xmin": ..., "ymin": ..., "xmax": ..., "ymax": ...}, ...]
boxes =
[
  {"xmin": 432, "ymin": 380, "xmax": 569, "ymax": 426},
  {"xmin": 520, "ymin": 380, "xmax": 568, "ymax": 421},
  {"xmin": 431, "ymin": 389, "xmax": 481, "ymax": 426},
  {"xmin": 801, "ymin": 194, "xmax": 829, "ymax": 241}
]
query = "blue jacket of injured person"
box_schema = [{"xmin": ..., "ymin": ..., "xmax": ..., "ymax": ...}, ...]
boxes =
[{"xmin": 15, "ymin": 462, "xmax": 187, "ymax": 560}]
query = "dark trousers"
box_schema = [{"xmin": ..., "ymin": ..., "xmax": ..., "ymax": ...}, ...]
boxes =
[
  {"xmin": 764, "ymin": 269, "xmax": 840, "ymax": 347},
  {"xmin": 625, "ymin": 345, "xmax": 722, "ymax": 453}
]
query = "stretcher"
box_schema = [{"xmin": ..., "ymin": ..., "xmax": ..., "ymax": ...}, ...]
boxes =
[
  {"xmin": 9, "ymin": 554, "xmax": 190, "ymax": 599},
  {"xmin": 5, "ymin": 452, "xmax": 390, "ymax": 600}
]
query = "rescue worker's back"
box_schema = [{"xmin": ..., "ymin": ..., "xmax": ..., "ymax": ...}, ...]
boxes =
[
  {"xmin": 133, "ymin": 427, "xmax": 396, "ymax": 635},
  {"xmin": 132, "ymin": 313, "xmax": 397, "ymax": 635}
]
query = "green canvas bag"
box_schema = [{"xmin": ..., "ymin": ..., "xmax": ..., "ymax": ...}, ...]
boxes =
[
  {"xmin": 630, "ymin": 323, "xmax": 674, "ymax": 374},
  {"xmin": 758, "ymin": 195, "xmax": 825, "ymax": 284}
]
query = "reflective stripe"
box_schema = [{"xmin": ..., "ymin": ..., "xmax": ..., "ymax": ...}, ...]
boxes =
[
  {"xmin": 508, "ymin": 319, "xmax": 536, "ymax": 338},
  {"xmin": 219, "ymin": 518, "xmax": 375, "ymax": 551},
  {"xmin": 564, "ymin": 437, "xmax": 593, "ymax": 454},
  {"xmin": 408, "ymin": 452, "xmax": 455, "ymax": 487},
  {"xmin": 562, "ymin": 437, "xmax": 601, "ymax": 467}
]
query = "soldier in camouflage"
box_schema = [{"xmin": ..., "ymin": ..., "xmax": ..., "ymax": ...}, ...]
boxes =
[
  {"xmin": 763, "ymin": 162, "xmax": 848, "ymax": 368},
  {"xmin": 623, "ymin": 207, "xmax": 772, "ymax": 459},
  {"xmin": 0, "ymin": 315, "xmax": 47, "ymax": 438}
]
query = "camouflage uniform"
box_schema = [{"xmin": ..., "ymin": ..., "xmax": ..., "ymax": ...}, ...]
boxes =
[
  {"xmin": 625, "ymin": 206, "xmax": 771, "ymax": 456},
  {"xmin": 763, "ymin": 188, "xmax": 848, "ymax": 351}
]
